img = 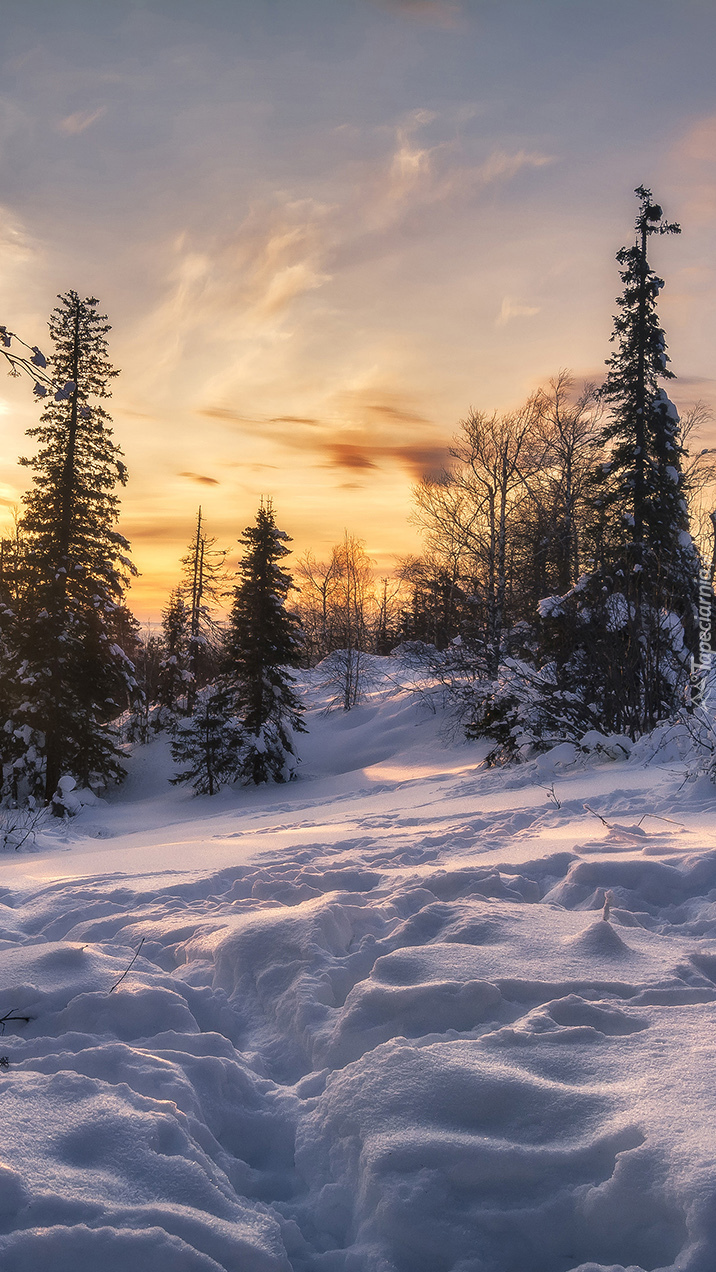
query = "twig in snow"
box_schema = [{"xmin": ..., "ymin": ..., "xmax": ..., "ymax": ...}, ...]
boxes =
[
  {"xmin": 0, "ymin": 803, "xmax": 47, "ymax": 852},
  {"xmin": 583, "ymin": 803, "xmax": 613, "ymax": 829},
  {"xmin": 636, "ymin": 812, "xmax": 684, "ymax": 829},
  {"xmin": 108, "ymin": 937, "xmax": 145, "ymax": 994},
  {"xmin": 0, "ymin": 1008, "xmax": 31, "ymax": 1035},
  {"xmin": 538, "ymin": 783, "xmax": 562, "ymax": 809}
]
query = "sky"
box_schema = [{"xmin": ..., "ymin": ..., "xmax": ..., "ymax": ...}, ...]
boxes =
[{"xmin": 1, "ymin": 0, "xmax": 716, "ymax": 618}]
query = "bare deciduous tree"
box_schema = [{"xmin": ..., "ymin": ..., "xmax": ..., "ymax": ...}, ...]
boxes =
[{"xmin": 413, "ymin": 396, "xmax": 542, "ymax": 673}]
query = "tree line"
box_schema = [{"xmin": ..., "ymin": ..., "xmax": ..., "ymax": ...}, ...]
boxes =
[{"xmin": 1, "ymin": 186, "xmax": 714, "ymax": 807}]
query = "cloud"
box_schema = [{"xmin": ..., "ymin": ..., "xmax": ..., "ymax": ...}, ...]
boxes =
[
  {"xmin": 477, "ymin": 149, "xmax": 554, "ymax": 184},
  {"xmin": 388, "ymin": 111, "xmax": 437, "ymax": 200},
  {"xmin": 123, "ymin": 519, "xmax": 193, "ymax": 543},
  {"xmin": 178, "ymin": 471, "xmax": 220, "ymax": 486},
  {"xmin": 386, "ymin": 441, "xmax": 448, "ymax": 478},
  {"xmin": 125, "ymin": 197, "xmax": 335, "ymax": 399},
  {"xmin": 326, "ymin": 444, "xmax": 378, "ymax": 470},
  {"xmin": 670, "ymin": 115, "xmax": 716, "ymax": 225},
  {"xmin": 198, "ymin": 386, "xmax": 448, "ymax": 479},
  {"xmin": 199, "ymin": 407, "xmax": 261, "ymax": 425},
  {"xmin": 313, "ymin": 388, "xmax": 449, "ymax": 478},
  {"xmin": 675, "ymin": 375, "xmax": 716, "ymax": 389},
  {"xmin": 496, "ymin": 297, "xmax": 541, "ymax": 326},
  {"xmin": 370, "ymin": 0, "xmax": 463, "ymax": 28},
  {"xmin": 365, "ymin": 402, "xmax": 431, "ymax": 425},
  {"xmin": 322, "ymin": 437, "xmax": 448, "ymax": 479},
  {"xmin": 326, "ymin": 128, "xmax": 555, "ymax": 275},
  {"xmin": 127, "ymin": 108, "xmax": 556, "ymax": 414},
  {"xmin": 269, "ymin": 415, "xmax": 322, "ymax": 425},
  {"xmin": 0, "ymin": 206, "xmax": 36, "ymax": 271},
  {"xmin": 56, "ymin": 106, "xmax": 106, "ymax": 135}
]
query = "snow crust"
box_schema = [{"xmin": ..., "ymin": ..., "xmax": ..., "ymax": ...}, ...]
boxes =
[{"xmin": 2, "ymin": 660, "xmax": 716, "ymax": 1271}]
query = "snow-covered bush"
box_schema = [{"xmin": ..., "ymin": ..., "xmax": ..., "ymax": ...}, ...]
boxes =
[
  {"xmin": 0, "ymin": 800, "xmax": 47, "ymax": 850},
  {"xmin": 465, "ymin": 657, "xmax": 604, "ymax": 765}
]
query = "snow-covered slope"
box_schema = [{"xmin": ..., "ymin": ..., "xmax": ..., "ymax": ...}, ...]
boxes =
[{"xmin": 1, "ymin": 662, "xmax": 716, "ymax": 1271}]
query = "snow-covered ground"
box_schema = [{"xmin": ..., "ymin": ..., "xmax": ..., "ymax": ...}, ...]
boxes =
[{"xmin": 2, "ymin": 661, "xmax": 716, "ymax": 1272}]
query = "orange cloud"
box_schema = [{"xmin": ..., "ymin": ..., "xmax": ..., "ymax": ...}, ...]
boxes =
[
  {"xmin": 269, "ymin": 416, "xmax": 322, "ymax": 425},
  {"xmin": 324, "ymin": 437, "xmax": 447, "ymax": 479},
  {"xmin": 326, "ymin": 443, "xmax": 378, "ymax": 470},
  {"xmin": 178, "ymin": 471, "xmax": 220, "ymax": 486},
  {"xmin": 200, "ymin": 407, "xmax": 260, "ymax": 425},
  {"xmin": 197, "ymin": 387, "xmax": 448, "ymax": 480}
]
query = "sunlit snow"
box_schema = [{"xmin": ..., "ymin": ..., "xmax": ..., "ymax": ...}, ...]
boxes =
[{"xmin": 1, "ymin": 660, "xmax": 715, "ymax": 1272}]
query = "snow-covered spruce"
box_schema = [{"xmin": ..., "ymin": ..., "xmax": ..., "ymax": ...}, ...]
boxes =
[
  {"xmin": 566, "ymin": 187, "xmax": 700, "ymax": 737},
  {"xmin": 169, "ymin": 685, "xmax": 243, "ymax": 796},
  {"xmin": 222, "ymin": 501, "xmax": 305, "ymax": 785},
  {"xmin": 2, "ymin": 292, "xmax": 136, "ymax": 807}
]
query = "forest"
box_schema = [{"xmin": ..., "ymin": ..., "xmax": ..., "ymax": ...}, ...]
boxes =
[{"xmin": 2, "ymin": 186, "xmax": 715, "ymax": 812}]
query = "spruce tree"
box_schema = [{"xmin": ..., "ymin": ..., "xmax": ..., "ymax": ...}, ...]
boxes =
[
  {"xmin": 6, "ymin": 292, "xmax": 136, "ymax": 802},
  {"xmin": 594, "ymin": 186, "xmax": 697, "ymax": 601},
  {"xmin": 169, "ymin": 686, "xmax": 241, "ymax": 795},
  {"xmin": 156, "ymin": 587, "xmax": 191, "ymax": 725},
  {"xmin": 181, "ymin": 508, "xmax": 226, "ymax": 715},
  {"xmin": 125, "ymin": 632, "xmax": 163, "ymax": 744},
  {"xmin": 544, "ymin": 189, "xmax": 699, "ymax": 736},
  {"xmin": 224, "ymin": 501, "xmax": 305, "ymax": 783}
]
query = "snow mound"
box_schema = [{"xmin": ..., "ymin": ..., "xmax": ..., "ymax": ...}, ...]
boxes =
[{"xmin": 563, "ymin": 917, "xmax": 633, "ymax": 958}]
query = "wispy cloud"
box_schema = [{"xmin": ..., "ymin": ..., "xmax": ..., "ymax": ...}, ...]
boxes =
[
  {"xmin": 370, "ymin": 0, "xmax": 463, "ymax": 29},
  {"xmin": 0, "ymin": 207, "xmax": 35, "ymax": 270},
  {"xmin": 269, "ymin": 415, "xmax": 322, "ymax": 425},
  {"xmin": 198, "ymin": 386, "xmax": 448, "ymax": 479},
  {"xmin": 125, "ymin": 196, "xmax": 334, "ymax": 400},
  {"xmin": 670, "ymin": 114, "xmax": 716, "ymax": 225},
  {"xmin": 56, "ymin": 106, "xmax": 106, "ymax": 135},
  {"xmin": 125, "ymin": 105, "xmax": 555, "ymax": 419},
  {"xmin": 178, "ymin": 471, "xmax": 220, "ymax": 486},
  {"xmin": 200, "ymin": 407, "xmax": 260, "ymax": 425},
  {"xmin": 327, "ymin": 443, "xmax": 378, "ymax": 470},
  {"xmin": 477, "ymin": 149, "xmax": 554, "ymax": 184},
  {"xmin": 497, "ymin": 297, "xmax": 541, "ymax": 326},
  {"xmin": 321, "ymin": 434, "xmax": 448, "ymax": 479}
]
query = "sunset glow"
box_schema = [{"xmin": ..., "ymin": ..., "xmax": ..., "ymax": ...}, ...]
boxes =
[{"xmin": 2, "ymin": 0, "xmax": 715, "ymax": 616}]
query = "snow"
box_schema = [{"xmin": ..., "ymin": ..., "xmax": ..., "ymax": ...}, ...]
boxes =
[
  {"xmin": 537, "ymin": 594, "xmax": 563, "ymax": 618},
  {"xmin": 2, "ymin": 660, "xmax": 716, "ymax": 1270},
  {"xmin": 654, "ymin": 389, "xmax": 680, "ymax": 423}
]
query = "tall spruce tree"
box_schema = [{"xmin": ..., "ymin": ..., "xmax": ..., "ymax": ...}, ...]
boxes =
[
  {"xmin": 594, "ymin": 186, "xmax": 697, "ymax": 600},
  {"xmin": 7, "ymin": 292, "xmax": 135, "ymax": 802},
  {"xmin": 224, "ymin": 501, "xmax": 305, "ymax": 783},
  {"xmin": 540, "ymin": 189, "xmax": 699, "ymax": 737}
]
